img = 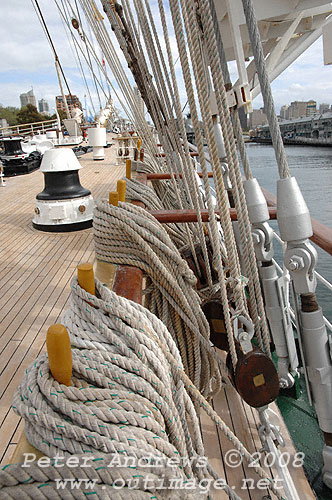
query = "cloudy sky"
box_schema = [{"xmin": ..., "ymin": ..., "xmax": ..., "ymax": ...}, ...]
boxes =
[{"xmin": 1, "ymin": 0, "xmax": 332, "ymax": 116}]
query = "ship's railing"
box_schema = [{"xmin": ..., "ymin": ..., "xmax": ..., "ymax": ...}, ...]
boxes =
[
  {"xmin": 272, "ymin": 231, "xmax": 332, "ymax": 334},
  {"xmin": 190, "ymin": 143, "xmax": 332, "ymax": 333},
  {"xmin": 252, "ymin": 185, "xmax": 332, "ymax": 336},
  {"xmin": 0, "ymin": 119, "xmax": 58, "ymax": 138}
]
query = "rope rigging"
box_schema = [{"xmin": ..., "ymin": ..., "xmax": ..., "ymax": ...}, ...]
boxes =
[{"xmin": 8, "ymin": 1, "xmax": 314, "ymax": 498}]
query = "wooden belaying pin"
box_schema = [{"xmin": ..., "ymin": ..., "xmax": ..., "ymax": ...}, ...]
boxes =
[
  {"xmin": 46, "ymin": 324, "xmax": 72, "ymax": 386},
  {"xmin": 77, "ymin": 262, "xmax": 96, "ymax": 296},
  {"xmin": 126, "ymin": 158, "xmax": 132, "ymax": 179},
  {"xmin": 117, "ymin": 179, "xmax": 126, "ymax": 202},
  {"xmin": 137, "ymin": 138, "xmax": 142, "ymax": 151},
  {"xmin": 109, "ymin": 191, "xmax": 119, "ymax": 206}
]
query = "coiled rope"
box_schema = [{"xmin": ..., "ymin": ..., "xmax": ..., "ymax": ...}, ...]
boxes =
[
  {"xmin": 4, "ymin": 278, "xmax": 284, "ymax": 500},
  {"xmin": 124, "ymin": 178, "xmax": 189, "ymax": 248},
  {"xmin": 93, "ymin": 200, "xmax": 221, "ymax": 397}
]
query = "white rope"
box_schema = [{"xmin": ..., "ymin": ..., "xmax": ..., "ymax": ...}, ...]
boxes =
[
  {"xmin": 5, "ymin": 278, "xmax": 284, "ymax": 500},
  {"xmin": 93, "ymin": 200, "xmax": 222, "ymax": 396},
  {"xmin": 195, "ymin": 0, "xmax": 271, "ymax": 356},
  {"xmin": 168, "ymin": 0, "xmax": 242, "ymax": 368}
]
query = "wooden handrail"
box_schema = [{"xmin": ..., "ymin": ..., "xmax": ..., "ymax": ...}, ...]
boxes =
[
  {"xmin": 260, "ymin": 186, "xmax": 332, "ymax": 257},
  {"xmin": 113, "ymin": 266, "xmax": 143, "ymax": 304},
  {"xmin": 146, "ymin": 172, "xmax": 213, "ymax": 180},
  {"xmin": 146, "ymin": 174, "xmax": 332, "ymax": 256},
  {"xmin": 111, "ymin": 173, "xmax": 146, "ymax": 302},
  {"xmin": 149, "ymin": 207, "xmax": 277, "ymax": 223},
  {"xmin": 0, "ymin": 118, "xmax": 58, "ymax": 132}
]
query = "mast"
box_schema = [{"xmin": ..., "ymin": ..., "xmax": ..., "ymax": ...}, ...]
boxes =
[{"xmin": 55, "ymin": 59, "xmax": 71, "ymax": 119}]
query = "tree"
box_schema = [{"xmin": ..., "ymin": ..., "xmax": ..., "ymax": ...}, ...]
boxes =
[
  {"xmin": 0, "ymin": 106, "xmax": 20, "ymax": 125},
  {"xmin": 16, "ymin": 104, "xmax": 48, "ymax": 125}
]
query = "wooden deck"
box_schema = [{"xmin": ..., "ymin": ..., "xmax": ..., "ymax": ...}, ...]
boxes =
[
  {"xmin": 0, "ymin": 145, "xmax": 124, "ymax": 465},
  {"xmin": 0, "ymin": 144, "xmax": 315, "ymax": 499}
]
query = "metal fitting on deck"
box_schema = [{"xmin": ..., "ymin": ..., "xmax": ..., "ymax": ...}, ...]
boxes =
[
  {"xmin": 277, "ymin": 177, "xmax": 312, "ymax": 242},
  {"xmin": 301, "ymin": 307, "xmax": 332, "ymax": 433},
  {"xmin": 323, "ymin": 445, "xmax": 332, "ymax": 488}
]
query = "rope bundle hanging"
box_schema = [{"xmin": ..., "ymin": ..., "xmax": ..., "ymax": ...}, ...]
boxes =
[{"xmin": 93, "ymin": 200, "xmax": 221, "ymax": 396}]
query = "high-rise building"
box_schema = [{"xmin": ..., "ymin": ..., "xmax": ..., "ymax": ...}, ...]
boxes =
[
  {"xmin": 38, "ymin": 98, "xmax": 49, "ymax": 114},
  {"xmin": 20, "ymin": 89, "xmax": 36, "ymax": 108},
  {"xmin": 306, "ymin": 100, "xmax": 317, "ymax": 116},
  {"xmin": 319, "ymin": 103, "xmax": 330, "ymax": 114},
  {"xmin": 249, "ymin": 108, "xmax": 268, "ymax": 129},
  {"xmin": 0, "ymin": 118, "xmax": 8, "ymax": 128},
  {"xmin": 56, "ymin": 95, "xmax": 82, "ymax": 114},
  {"xmin": 287, "ymin": 101, "xmax": 307, "ymax": 119},
  {"xmin": 280, "ymin": 105, "xmax": 289, "ymax": 120}
]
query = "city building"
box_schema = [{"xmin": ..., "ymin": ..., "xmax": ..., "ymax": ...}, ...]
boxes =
[
  {"xmin": 319, "ymin": 103, "xmax": 330, "ymax": 114},
  {"xmin": 248, "ymin": 108, "xmax": 268, "ymax": 129},
  {"xmin": 287, "ymin": 101, "xmax": 307, "ymax": 120},
  {"xmin": 56, "ymin": 95, "xmax": 82, "ymax": 114},
  {"xmin": 20, "ymin": 89, "xmax": 36, "ymax": 108},
  {"xmin": 306, "ymin": 100, "xmax": 317, "ymax": 116},
  {"xmin": 38, "ymin": 99, "xmax": 49, "ymax": 115},
  {"xmin": 280, "ymin": 105, "xmax": 289, "ymax": 120},
  {"xmin": 0, "ymin": 118, "xmax": 8, "ymax": 129}
]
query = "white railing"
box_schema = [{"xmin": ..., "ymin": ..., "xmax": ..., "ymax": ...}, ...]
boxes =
[{"xmin": 0, "ymin": 119, "xmax": 58, "ymax": 138}]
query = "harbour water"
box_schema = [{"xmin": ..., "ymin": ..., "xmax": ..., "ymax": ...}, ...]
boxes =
[
  {"xmin": 243, "ymin": 144, "xmax": 332, "ymax": 499},
  {"xmin": 246, "ymin": 143, "xmax": 332, "ymax": 323}
]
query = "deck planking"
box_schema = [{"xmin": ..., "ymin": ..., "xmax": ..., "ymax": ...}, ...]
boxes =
[
  {"xmin": 0, "ymin": 144, "xmax": 316, "ymax": 499},
  {"xmin": 0, "ymin": 144, "xmax": 124, "ymax": 464}
]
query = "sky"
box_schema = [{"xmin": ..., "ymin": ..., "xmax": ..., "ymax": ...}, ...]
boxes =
[{"xmin": 1, "ymin": 0, "xmax": 332, "ymax": 116}]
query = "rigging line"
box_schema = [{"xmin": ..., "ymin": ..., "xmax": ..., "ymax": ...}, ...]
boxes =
[
  {"xmin": 87, "ymin": 19, "xmax": 108, "ymax": 106},
  {"xmin": 62, "ymin": 0, "xmax": 114, "ymax": 110},
  {"xmin": 240, "ymin": 0, "xmax": 290, "ymax": 179},
  {"xmin": 130, "ymin": 0, "xmax": 206, "ymax": 279},
  {"xmin": 53, "ymin": 0, "xmax": 108, "ymax": 102},
  {"xmin": 79, "ymin": 0, "xmax": 137, "ymax": 118},
  {"xmin": 67, "ymin": 0, "xmax": 103, "ymax": 109},
  {"xmin": 59, "ymin": 0, "xmax": 96, "ymax": 115},
  {"xmin": 198, "ymin": 0, "xmax": 270, "ymax": 354},
  {"xmin": 85, "ymin": 0, "xmax": 160, "ymax": 159},
  {"xmin": 208, "ymin": 0, "xmax": 253, "ymax": 180},
  {"xmin": 57, "ymin": 0, "xmax": 103, "ymax": 110},
  {"xmin": 128, "ymin": 0, "xmax": 197, "ymax": 214},
  {"xmin": 31, "ymin": 0, "xmax": 73, "ymax": 98},
  {"xmin": 94, "ymin": 0, "xmax": 161, "ymax": 154},
  {"xmin": 81, "ymin": 19, "xmax": 103, "ymax": 109}
]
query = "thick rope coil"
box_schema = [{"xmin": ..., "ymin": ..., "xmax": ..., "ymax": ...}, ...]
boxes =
[
  {"xmin": 5, "ymin": 278, "xmax": 285, "ymax": 500},
  {"xmin": 124, "ymin": 178, "xmax": 190, "ymax": 248},
  {"xmin": 93, "ymin": 200, "xmax": 222, "ymax": 397}
]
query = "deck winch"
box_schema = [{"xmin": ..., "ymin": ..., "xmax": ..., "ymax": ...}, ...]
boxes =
[
  {"xmin": 32, "ymin": 148, "xmax": 93, "ymax": 232},
  {"xmin": 1, "ymin": 137, "xmax": 41, "ymax": 177}
]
